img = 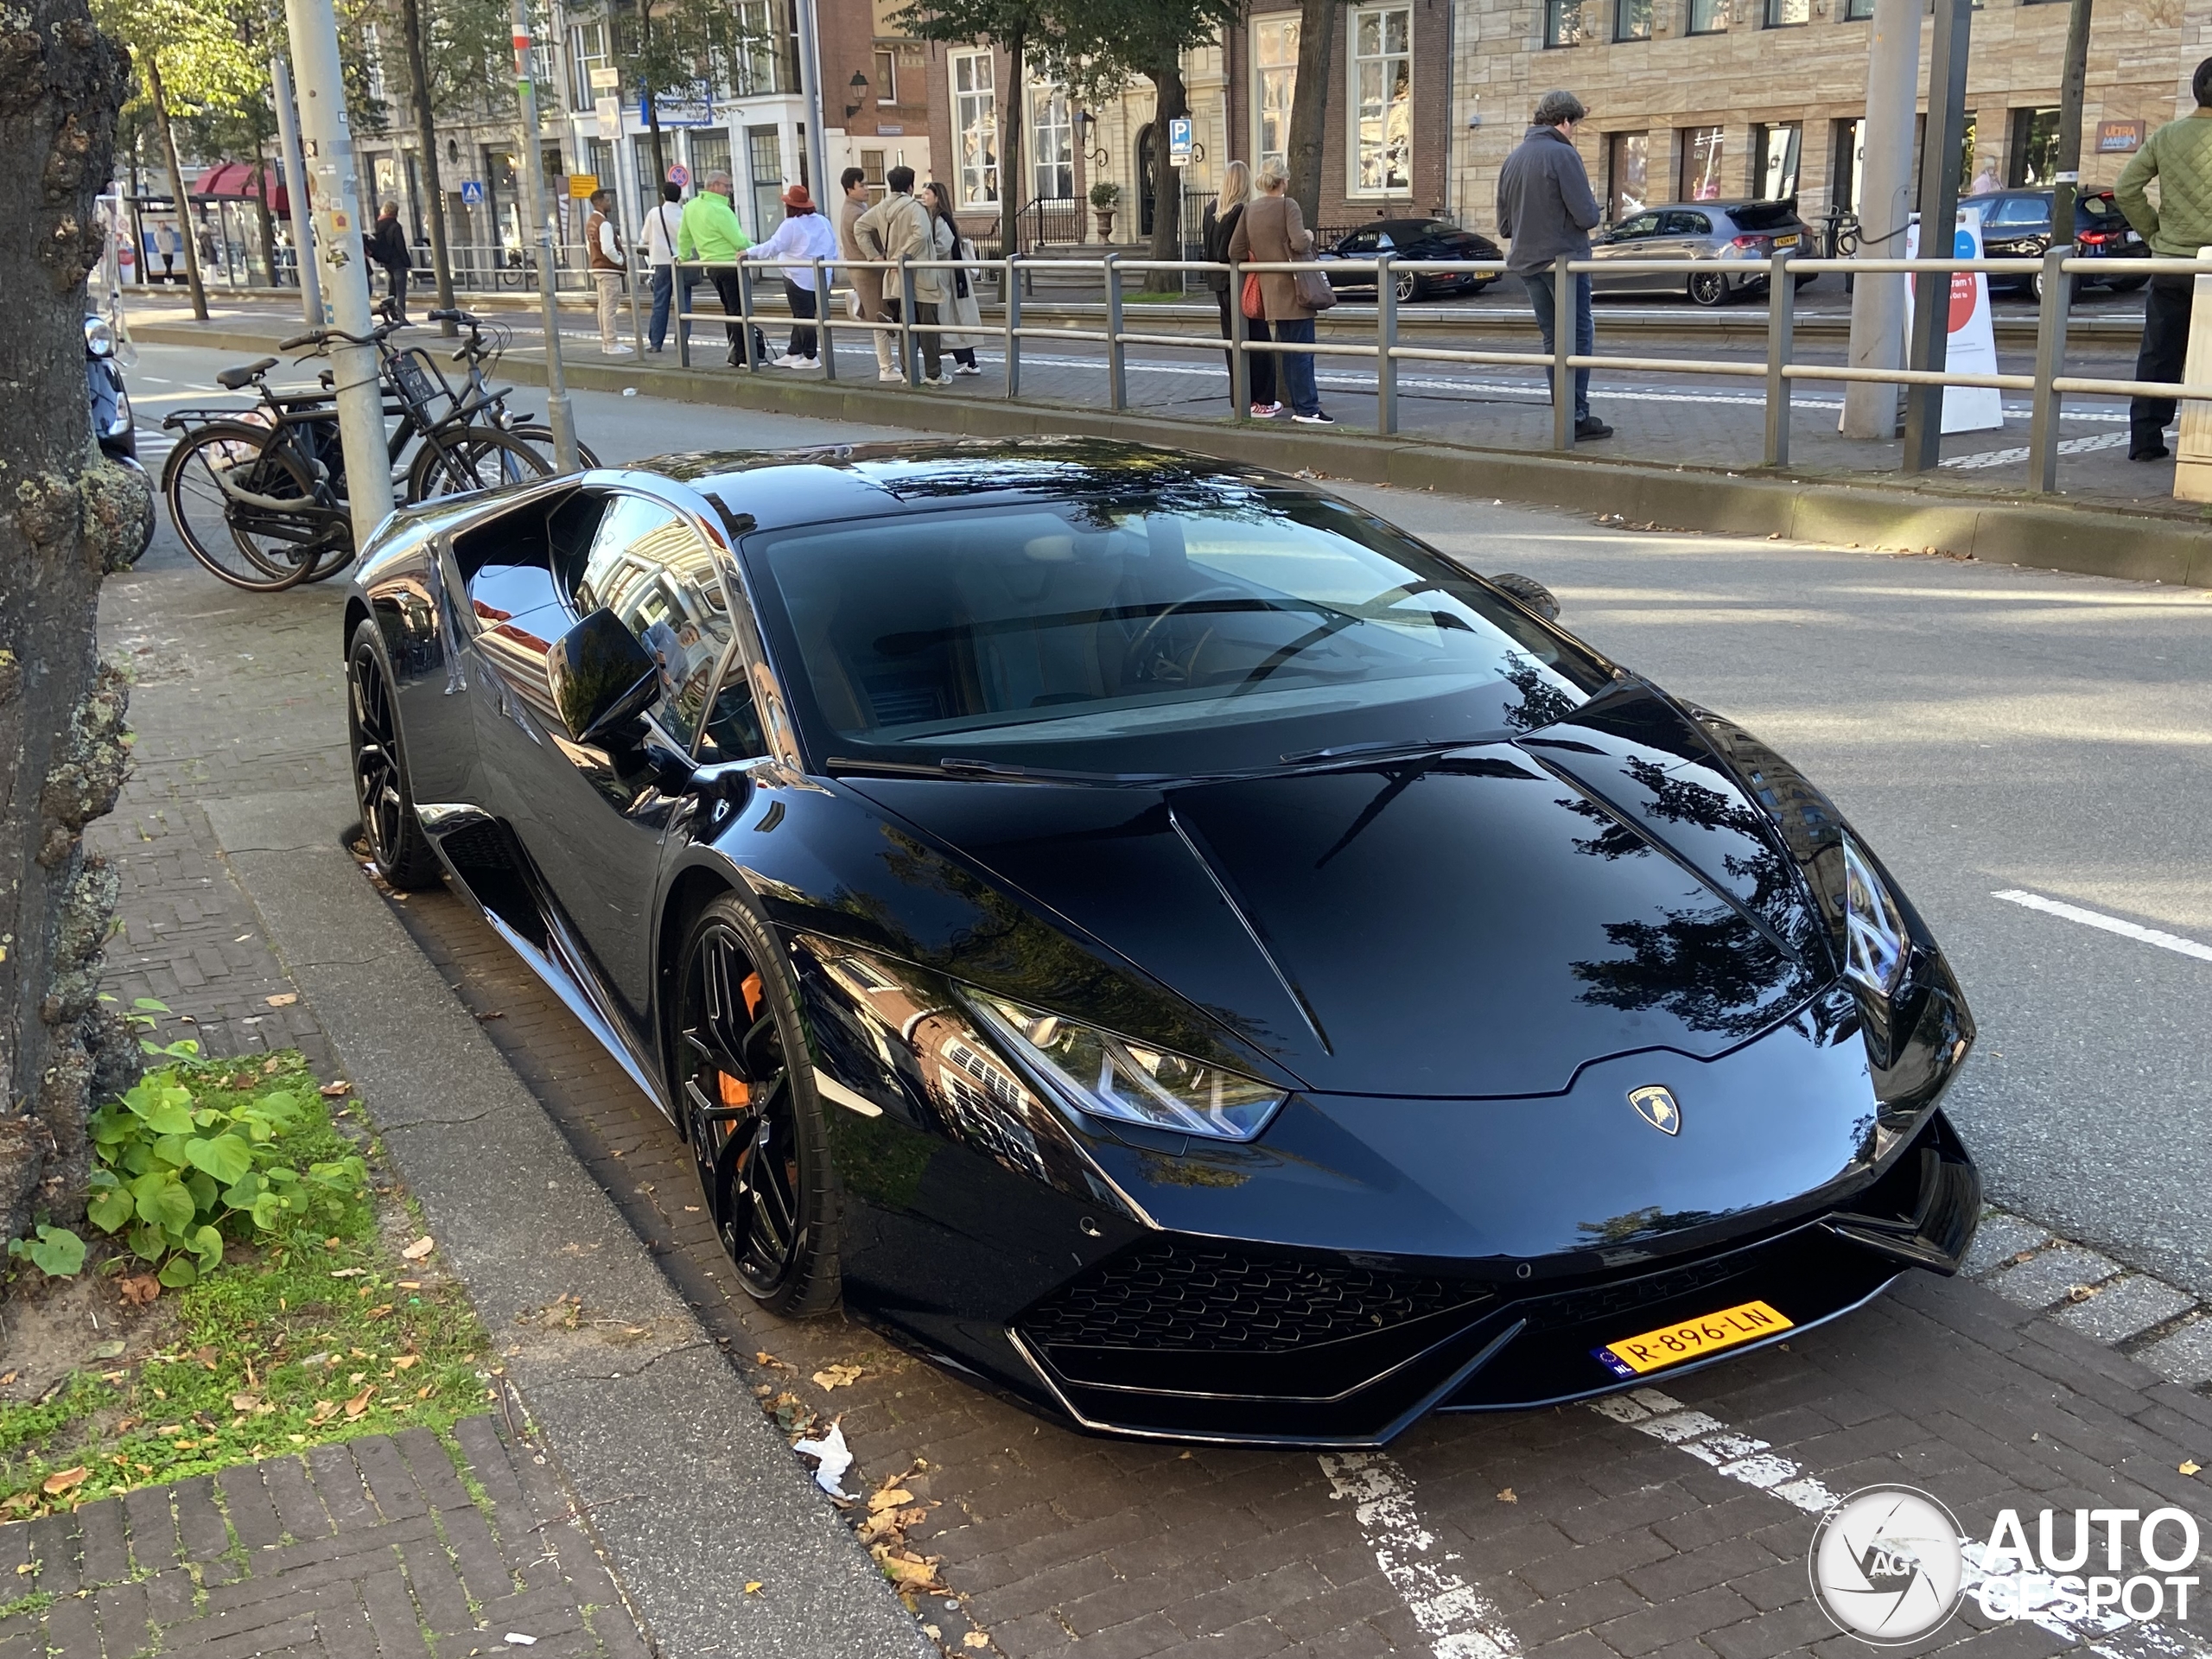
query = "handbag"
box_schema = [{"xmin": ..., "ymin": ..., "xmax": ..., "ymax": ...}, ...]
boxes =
[
  {"xmin": 1241, "ymin": 271, "xmax": 1265, "ymax": 320},
  {"xmin": 1293, "ymin": 267, "xmax": 1338, "ymax": 312}
]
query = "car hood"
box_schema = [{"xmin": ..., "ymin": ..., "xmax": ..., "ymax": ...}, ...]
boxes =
[{"xmin": 846, "ymin": 688, "xmax": 1834, "ymax": 1097}]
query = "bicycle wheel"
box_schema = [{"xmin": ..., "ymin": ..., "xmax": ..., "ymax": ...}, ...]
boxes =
[
  {"xmin": 512, "ymin": 425, "xmax": 602, "ymax": 469},
  {"xmin": 406, "ymin": 428, "xmax": 555, "ymax": 502},
  {"xmin": 162, "ymin": 423, "xmax": 338, "ymax": 592}
]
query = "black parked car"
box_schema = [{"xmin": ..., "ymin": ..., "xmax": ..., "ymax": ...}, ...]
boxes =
[
  {"xmin": 1972, "ymin": 188, "xmax": 2150, "ymax": 299},
  {"xmin": 1321, "ymin": 219, "xmax": 1504, "ymax": 302},
  {"xmin": 346, "ymin": 438, "xmax": 1980, "ymax": 1446}
]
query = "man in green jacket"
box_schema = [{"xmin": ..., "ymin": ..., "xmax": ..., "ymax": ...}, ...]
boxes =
[
  {"xmin": 677, "ymin": 172, "xmax": 753, "ymax": 365},
  {"xmin": 2115, "ymin": 59, "xmax": 2212, "ymax": 461}
]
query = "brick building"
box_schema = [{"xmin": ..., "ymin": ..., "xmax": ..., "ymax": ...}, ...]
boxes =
[{"xmin": 1448, "ymin": 0, "xmax": 2207, "ymax": 239}]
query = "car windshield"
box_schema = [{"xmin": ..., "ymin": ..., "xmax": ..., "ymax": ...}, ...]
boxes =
[
  {"xmin": 741, "ymin": 489, "xmax": 1611, "ymax": 778},
  {"xmin": 1728, "ymin": 201, "xmax": 1800, "ymax": 233}
]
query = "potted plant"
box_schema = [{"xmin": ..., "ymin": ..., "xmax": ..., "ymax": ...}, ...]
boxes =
[{"xmin": 1090, "ymin": 180, "xmax": 1121, "ymax": 241}]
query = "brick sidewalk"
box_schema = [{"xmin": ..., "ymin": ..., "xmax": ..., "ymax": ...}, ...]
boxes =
[{"xmin": 0, "ymin": 1413, "xmax": 647, "ymax": 1659}]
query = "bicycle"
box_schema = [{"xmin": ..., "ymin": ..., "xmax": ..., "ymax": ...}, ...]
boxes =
[
  {"xmin": 162, "ymin": 315, "xmax": 557, "ymax": 592},
  {"xmin": 422, "ymin": 307, "xmax": 601, "ymax": 485}
]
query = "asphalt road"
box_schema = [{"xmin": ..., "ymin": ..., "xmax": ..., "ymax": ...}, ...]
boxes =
[{"xmin": 124, "ymin": 335, "xmax": 2212, "ymax": 1301}]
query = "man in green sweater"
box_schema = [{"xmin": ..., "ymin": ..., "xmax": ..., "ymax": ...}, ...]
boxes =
[
  {"xmin": 2116, "ymin": 59, "xmax": 2212, "ymax": 461},
  {"xmin": 677, "ymin": 171, "xmax": 753, "ymax": 365}
]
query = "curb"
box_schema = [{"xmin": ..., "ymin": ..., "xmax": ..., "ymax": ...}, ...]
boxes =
[{"xmin": 130, "ymin": 316, "xmax": 2212, "ymax": 589}]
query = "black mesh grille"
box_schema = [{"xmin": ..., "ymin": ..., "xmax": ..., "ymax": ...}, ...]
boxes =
[
  {"xmin": 1516, "ymin": 1255, "xmax": 1745, "ymax": 1334},
  {"xmin": 1021, "ymin": 1240, "xmax": 1486, "ymax": 1354}
]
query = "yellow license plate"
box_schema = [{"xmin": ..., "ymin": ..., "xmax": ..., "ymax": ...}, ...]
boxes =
[
  {"xmin": 1773, "ymin": 233, "xmax": 1801, "ymax": 248},
  {"xmin": 1593, "ymin": 1299, "xmax": 1794, "ymax": 1378}
]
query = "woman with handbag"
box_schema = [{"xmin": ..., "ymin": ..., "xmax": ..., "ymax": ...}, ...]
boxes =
[
  {"xmin": 923, "ymin": 181, "xmax": 985, "ymax": 375},
  {"xmin": 1227, "ymin": 161, "xmax": 1332, "ymax": 424},
  {"xmin": 1202, "ymin": 162, "xmax": 1278, "ymax": 417}
]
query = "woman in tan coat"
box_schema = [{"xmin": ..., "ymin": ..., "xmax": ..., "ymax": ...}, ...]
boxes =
[{"xmin": 1226, "ymin": 160, "xmax": 1331, "ymax": 423}]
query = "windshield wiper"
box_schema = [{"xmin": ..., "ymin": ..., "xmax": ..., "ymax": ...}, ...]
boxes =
[{"xmin": 1275, "ymin": 736, "xmax": 1490, "ymax": 768}]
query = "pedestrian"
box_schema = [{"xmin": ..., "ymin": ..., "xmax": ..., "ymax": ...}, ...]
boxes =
[
  {"xmin": 1203, "ymin": 161, "xmax": 1279, "ymax": 416},
  {"xmin": 584, "ymin": 189, "xmax": 632, "ymax": 355},
  {"xmin": 154, "ymin": 219, "xmax": 180, "ymax": 283},
  {"xmin": 2115, "ymin": 55, "xmax": 2212, "ymax": 462},
  {"xmin": 1967, "ymin": 155, "xmax": 2003, "ymax": 197},
  {"xmin": 745, "ymin": 183, "xmax": 840, "ymax": 366},
  {"xmin": 1227, "ymin": 161, "xmax": 1331, "ymax": 423},
  {"xmin": 922, "ymin": 181, "xmax": 984, "ymax": 375},
  {"xmin": 855, "ymin": 166, "xmax": 944, "ymax": 384},
  {"xmin": 677, "ymin": 171, "xmax": 753, "ymax": 366},
  {"xmin": 1496, "ymin": 89, "xmax": 1612, "ymax": 441},
  {"xmin": 643, "ymin": 181, "xmax": 688, "ymax": 353},
  {"xmin": 837, "ymin": 167, "xmax": 898, "ymax": 380},
  {"xmin": 365, "ymin": 201, "xmax": 411, "ymax": 322}
]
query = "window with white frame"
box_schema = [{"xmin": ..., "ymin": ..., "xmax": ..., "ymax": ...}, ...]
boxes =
[
  {"xmin": 1347, "ymin": 3, "xmax": 1410, "ymax": 196},
  {"xmin": 568, "ymin": 19, "xmax": 609, "ymax": 111},
  {"xmin": 951, "ymin": 48, "xmax": 998, "ymax": 207},
  {"xmin": 874, "ymin": 48, "xmax": 897, "ymax": 105},
  {"xmin": 363, "ymin": 22, "xmax": 388, "ymax": 107},
  {"xmin": 1251, "ymin": 16, "xmax": 1298, "ymax": 173},
  {"xmin": 1031, "ymin": 86, "xmax": 1072, "ymax": 200}
]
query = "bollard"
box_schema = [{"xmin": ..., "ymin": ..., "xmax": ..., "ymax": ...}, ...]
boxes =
[
  {"xmin": 677, "ymin": 261, "xmax": 692, "ymax": 370},
  {"xmin": 2026, "ymin": 247, "xmax": 2071, "ymax": 493},
  {"xmin": 1104, "ymin": 254, "xmax": 1128, "ymax": 412},
  {"xmin": 1764, "ymin": 251, "xmax": 1795, "ymax": 467},
  {"xmin": 2174, "ymin": 246, "xmax": 2212, "ymax": 503},
  {"xmin": 1376, "ymin": 255, "xmax": 1399, "ymax": 435},
  {"xmin": 1553, "ymin": 258, "xmax": 1576, "ymax": 451},
  {"xmin": 735, "ymin": 263, "xmax": 760, "ymax": 370}
]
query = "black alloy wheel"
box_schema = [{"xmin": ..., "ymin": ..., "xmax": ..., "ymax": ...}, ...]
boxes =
[
  {"xmin": 676, "ymin": 897, "xmax": 839, "ymax": 1316},
  {"xmin": 1688, "ymin": 270, "xmax": 1730, "ymax": 308},
  {"xmin": 346, "ymin": 620, "xmax": 445, "ymax": 888}
]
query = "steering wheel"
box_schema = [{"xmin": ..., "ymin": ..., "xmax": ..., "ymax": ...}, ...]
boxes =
[{"xmin": 1122, "ymin": 585, "xmax": 1249, "ymax": 688}]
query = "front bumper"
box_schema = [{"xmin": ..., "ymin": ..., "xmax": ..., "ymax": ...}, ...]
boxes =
[{"xmin": 1004, "ymin": 1111, "xmax": 1978, "ymax": 1446}]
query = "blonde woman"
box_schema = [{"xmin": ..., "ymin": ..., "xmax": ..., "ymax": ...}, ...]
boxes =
[
  {"xmin": 1202, "ymin": 162, "xmax": 1277, "ymax": 416},
  {"xmin": 1227, "ymin": 159, "xmax": 1328, "ymax": 423}
]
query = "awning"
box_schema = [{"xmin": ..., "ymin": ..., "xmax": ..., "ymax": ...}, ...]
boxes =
[{"xmin": 193, "ymin": 161, "xmax": 290, "ymax": 214}]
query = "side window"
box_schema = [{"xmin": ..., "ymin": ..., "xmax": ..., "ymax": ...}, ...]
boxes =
[
  {"xmin": 696, "ymin": 657, "xmax": 772, "ymax": 763},
  {"xmin": 574, "ymin": 495, "xmax": 736, "ymax": 750},
  {"xmin": 1338, "ymin": 230, "xmax": 1378, "ymax": 253},
  {"xmin": 1661, "ymin": 210, "xmax": 1711, "ymax": 235},
  {"xmin": 1989, "ymin": 196, "xmax": 2046, "ymax": 228},
  {"xmin": 1611, "ymin": 212, "xmax": 1662, "ymax": 240}
]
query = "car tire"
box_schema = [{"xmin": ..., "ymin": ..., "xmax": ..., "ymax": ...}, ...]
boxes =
[
  {"xmin": 673, "ymin": 893, "xmax": 842, "ymax": 1318},
  {"xmin": 1488, "ymin": 571, "xmax": 1561, "ymax": 621},
  {"xmin": 2031, "ymin": 269, "xmax": 2075, "ymax": 305},
  {"xmin": 1394, "ymin": 270, "xmax": 1422, "ymax": 304},
  {"xmin": 346, "ymin": 620, "xmax": 445, "ymax": 890},
  {"xmin": 1688, "ymin": 271, "xmax": 1730, "ymax": 308},
  {"xmin": 2103, "ymin": 275, "xmax": 2146, "ymax": 295}
]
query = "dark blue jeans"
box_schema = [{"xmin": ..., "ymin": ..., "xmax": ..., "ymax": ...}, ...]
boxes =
[
  {"xmin": 1275, "ymin": 317, "xmax": 1319, "ymax": 416},
  {"xmin": 649, "ymin": 265, "xmax": 692, "ymax": 351},
  {"xmin": 1522, "ymin": 270, "xmax": 1593, "ymax": 422}
]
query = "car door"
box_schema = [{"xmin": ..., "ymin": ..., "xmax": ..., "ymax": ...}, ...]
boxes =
[
  {"xmin": 1654, "ymin": 210, "xmax": 1712, "ymax": 291},
  {"xmin": 472, "ymin": 486, "xmax": 741, "ymax": 1031},
  {"xmin": 1589, "ymin": 212, "xmax": 1661, "ymax": 293},
  {"xmin": 1980, "ymin": 193, "xmax": 2050, "ymax": 258},
  {"xmin": 1329, "ymin": 228, "xmax": 1380, "ymax": 292}
]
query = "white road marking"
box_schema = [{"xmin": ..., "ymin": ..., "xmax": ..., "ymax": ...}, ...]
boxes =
[
  {"xmin": 1992, "ymin": 889, "xmax": 2212, "ymax": 963},
  {"xmin": 1592, "ymin": 1387, "xmax": 2212, "ymax": 1657},
  {"xmin": 1943, "ymin": 430, "xmax": 2134, "ymax": 469},
  {"xmin": 1318, "ymin": 1452, "xmax": 1522, "ymax": 1658}
]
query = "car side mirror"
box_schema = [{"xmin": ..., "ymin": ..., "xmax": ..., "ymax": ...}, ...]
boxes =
[
  {"xmin": 547, "ymin": 607, "xmax": 660, "ymax": 746},
  {"xmin": 1489, "ymin": 572, "xmax": 1561, "ymax": 622}
]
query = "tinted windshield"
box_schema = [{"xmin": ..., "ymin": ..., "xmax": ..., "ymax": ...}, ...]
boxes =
[
  {"xmin": 1727, "ymin": 201, "xmax": 1801, "ymax": 233},
  {"xmin": 742, "ymin": 490, "xmax": 1611, "ymax": 777}
]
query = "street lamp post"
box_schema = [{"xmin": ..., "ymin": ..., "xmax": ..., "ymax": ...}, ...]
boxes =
[
  {"xmin": 1902, "ymin": 0, "xmax": 1974, "ymax": 471},
  {"xmin": 269, "ymin": 54, "xmax": 322, "ymax": 327},
  {"xmin": 510, "ymin": 0, "xmax": 580, "ymax": 473}
]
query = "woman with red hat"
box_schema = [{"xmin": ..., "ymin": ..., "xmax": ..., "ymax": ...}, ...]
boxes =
[{"xmin": 745, "ymin": 182, "xmax": 842, "ymax": 367}]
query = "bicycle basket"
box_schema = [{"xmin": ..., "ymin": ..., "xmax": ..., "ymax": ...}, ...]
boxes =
[{"xmin": 391, "ymin": 347, "xmax": 450, "ymax": 410}]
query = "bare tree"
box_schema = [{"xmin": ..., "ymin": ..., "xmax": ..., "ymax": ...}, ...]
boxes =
[{"xmin": 0, "ymin": 0, "xmax": 144, "ymax": 1244}]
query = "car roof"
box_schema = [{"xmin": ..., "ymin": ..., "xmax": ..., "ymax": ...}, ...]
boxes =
[
  {"xmin": 1632, "ymin": 200, "xmax": 1794, "ymax": 217},
  {"xmin": 632, "ymin": 438, "xmax": 1303, "ymax": 537}
]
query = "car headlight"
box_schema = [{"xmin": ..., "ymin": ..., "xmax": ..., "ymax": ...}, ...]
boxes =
[
  {"xmin": 84, "ymin": 315, "xmax": 115, "ymax": 357},
  {"xmin": 970, "ymin": 994, "xmax": 1287, "ymax": 1141},
  {"xmin": 1839, "ymin": 836, "xmax": 1908, "ymax": 1000}
]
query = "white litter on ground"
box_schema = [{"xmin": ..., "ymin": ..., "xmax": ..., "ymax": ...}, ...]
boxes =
[{"xmin": 791, "ymin": 1421, "xmax": 855, "ymax": 1497}]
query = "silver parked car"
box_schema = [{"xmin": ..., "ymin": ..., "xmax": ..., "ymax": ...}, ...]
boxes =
[{"xmin": 1588, "ymin": 200, "xmax": 1810, "ymax": 306}]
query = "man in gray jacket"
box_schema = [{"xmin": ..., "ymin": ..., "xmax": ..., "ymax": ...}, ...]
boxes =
[{"xmin": 1497, "ymin": 90, "xmax": 1611, "ymax": 440}]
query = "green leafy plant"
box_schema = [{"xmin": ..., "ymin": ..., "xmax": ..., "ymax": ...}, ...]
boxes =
[
  {"xmin": 1090, "ymin": 180, "xmax": 1122, "ymax": 210},
  {"xmin": 5, "ymin": 1226, "xmax": 86, "ymax": 1279},
  {"xmin": 83, "ymin": 1065, "xmax": 367, "ymax": 1287}
]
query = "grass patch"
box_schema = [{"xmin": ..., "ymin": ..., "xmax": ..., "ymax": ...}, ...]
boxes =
[{"xmin": 0, "ymin": 1052, "xmax": 492, "ymax": 1522}]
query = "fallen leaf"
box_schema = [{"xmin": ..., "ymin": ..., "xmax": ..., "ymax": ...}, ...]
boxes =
[
  {"xmin": 474, "ymin": 1010, "xmax": 505, "ymax": 1021},
  {"xmin": 400, "ymin": 1236, "xmax": 435, "ymax": 1262},
  {"xmin": 964, "ymin": 1634, "xmax": 991, "ymax": 1650},
  {"xmin": 229, "ymin": 1393, "xmax": 260, "ymax": 1413},
  {"xmin": 118, "ymin": 1275, "xmax": 160, "ymax": 1307},
  {"xmin": 345, "ymin": 1388, "xmax": 376, "ymax": 1420},
  {"xmin": 41, "ymin": 1467, "xmax": 88, "ymax": 1497},
  {"xmin": 329, "ymin": 1268, "xmax": 367, "ymax": 1279},
  {"xmin": 857, "ymin": 1510, "xmax": 903, "ymax": 1543},
  {"xmin": 813, "ymin": 1364, "xmax": 864, "ymax": 1391},
  {"xmin": 308, "ymin": 1401, "xmax": 338, "ymax": 1425},
  {"xmin": 90, "ymin": 1340, "xmax": 125, "ymax": 1360},
  {"xmin": 744, "ymin": 1582, "xmax": 763, "ymax": 1595},
  {"xmin": 392, "ymin": 1355, "xmax": 419, "ymax": 1371},
  {"xmin": 756, "ymin": 1351, "xmax": 791, "ymax": 1370},
  {"xmin": 265, "ymin": 993, "xmax": 298, "ymax": 1007},
  {"xmin": 2184, "ymin": 1460, "xmax": 2202, "ymax": 1477},
  {"xmin": 397, "ymin": 1281, "xmax": 421, "ymax": 1291},
  {"xmin": 0, "ymin": 1371, "xmax": 14, "ymax": 1386},
  {"xmin": 868, "ymin": 1488, "xmax": 916, "ymax": 1512},
  {"xmin": 876, "ymin": 1551, "xmax": 940, "ymax": 1587},
  {"xmin": 2065, "ymin": 1284, "xmax": 2099, "ymax": 1304},
  {"xmin": 319, "ymin": 1080, "xmax": 353, "ymax": 1097},
  {"xmin": 365, "ymin": 1305, "xmax": 393, "ymax": 1320},
  {"xmin": 1496, "ymin": 1488, "xmax": 1518, "ymax": 1503}
]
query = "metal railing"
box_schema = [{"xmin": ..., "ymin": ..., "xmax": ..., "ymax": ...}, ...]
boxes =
[{"xmin": 656, "ymin": 246, "xmax": 2201, "ymax": 494}]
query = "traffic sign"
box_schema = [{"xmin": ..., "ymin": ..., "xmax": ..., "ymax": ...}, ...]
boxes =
[
  {"xmin": 460, "ymin": 180, "xmax": 485, "ymax": 206},
  {"xmin": 588, "ymin": 65, "xmax": 620, "ymax": 90},
  {"xmin": 667, "ymin": 162, "xmax": 690, "ymax": 189},
  {"xmin": 568, "ymin": 173, "xmax": 600, "ymax": 199},
  {"xmin": 1168, "ymin": 118, "xmax": 1193, "ymax": 168},
  {"xmin": 594, "ymin": 95, "xmax": 621, "ymax": 130}
]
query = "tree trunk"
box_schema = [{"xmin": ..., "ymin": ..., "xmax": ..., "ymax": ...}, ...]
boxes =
[
  {"xmin": 999, "ymin": 29, "xmax": 1024, "ymax": 263},
  {"xmin": 399, "ymin": 0, "xmax": 459, "ymax": 336},
  {"xmin": 1286, "ymin": 0, "xmax": 1335, "ymax": 229},
  {"xmin": 1142, "ymin": 58, "xmax": 1185, "ymax": 293},
  {"xmin": 0, "ymin": 0, "xmax": 143, "ymax": 1246},
  {"xmin": 143, "ymin": 54, "xmax": 207, "ymax": 321}
]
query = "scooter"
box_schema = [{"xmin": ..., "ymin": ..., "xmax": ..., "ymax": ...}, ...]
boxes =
[{"xmin": 87, "ymin": 312, "xmax": 156, "ymax": 562}]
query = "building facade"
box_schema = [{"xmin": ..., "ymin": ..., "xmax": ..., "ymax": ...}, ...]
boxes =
[{"xmin": 1448, "ymin": 0, "xmax": 2207, "ymax": 238}]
